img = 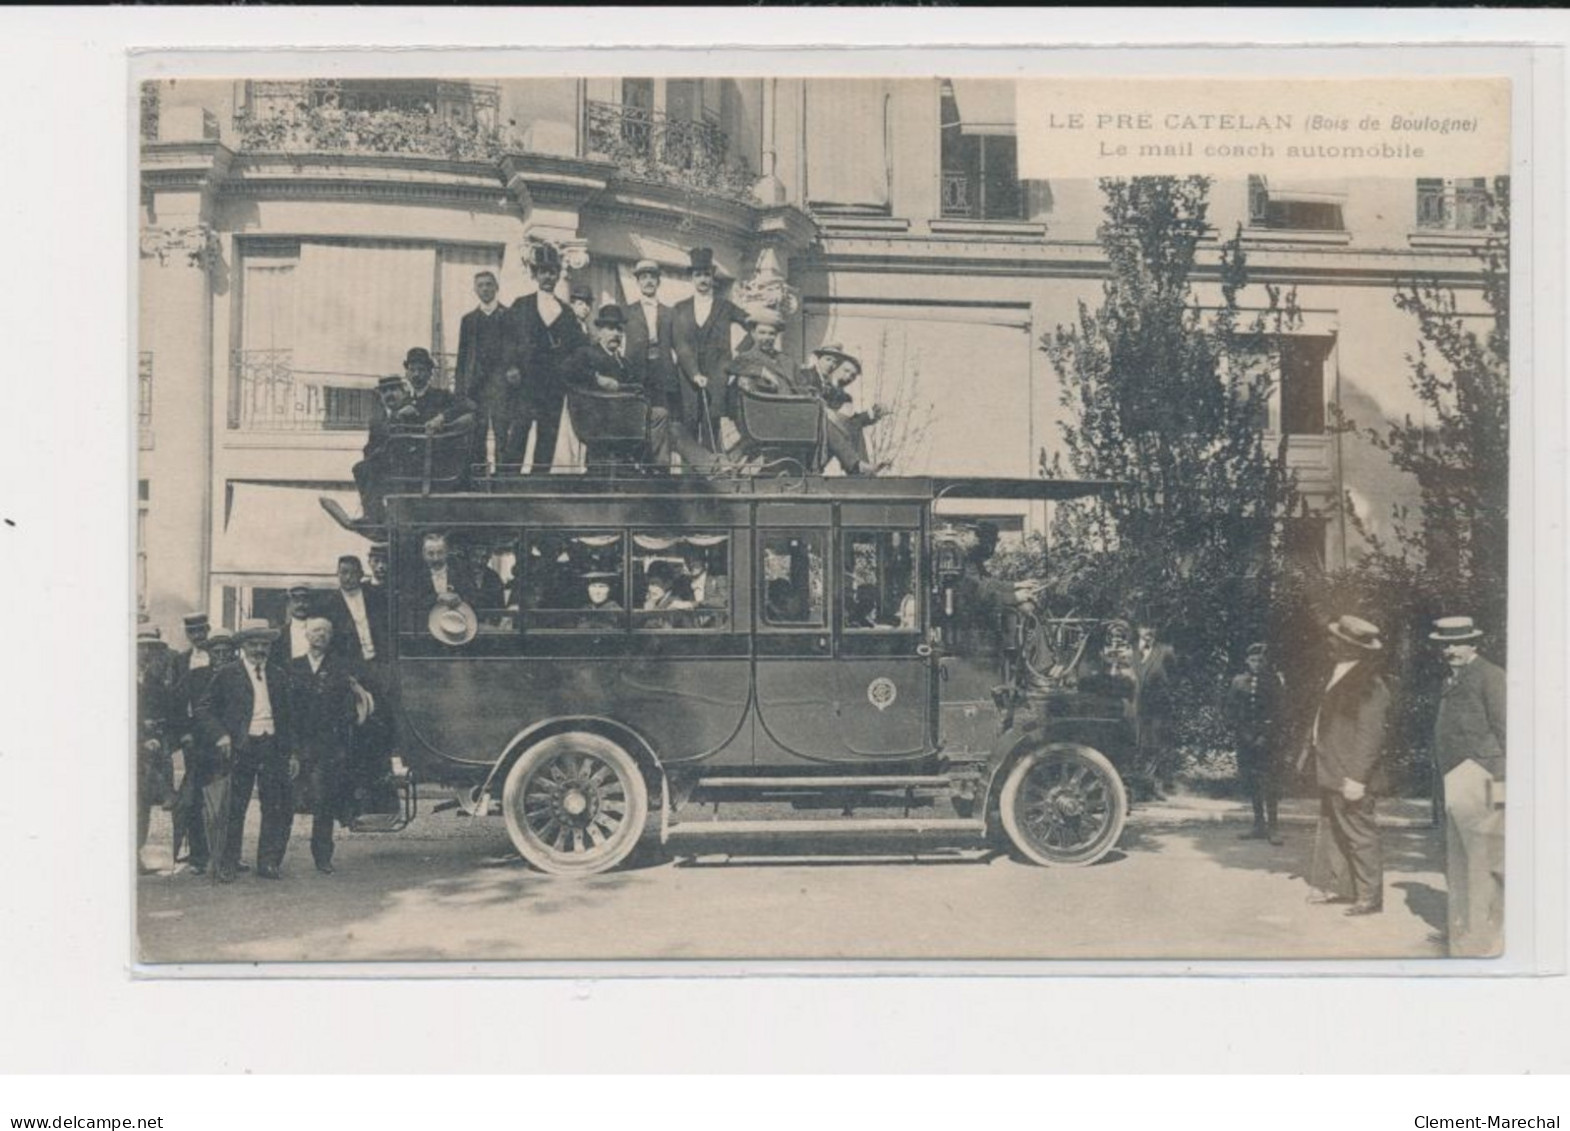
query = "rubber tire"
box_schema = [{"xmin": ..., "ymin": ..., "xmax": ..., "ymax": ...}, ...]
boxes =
[
  {"xmin": 998, "ymin": 743, "xmax": 1128, "ymax": 867},
  {"xmin": 502, "ymin": 733, "xmax": 649, "ymax": 876}
]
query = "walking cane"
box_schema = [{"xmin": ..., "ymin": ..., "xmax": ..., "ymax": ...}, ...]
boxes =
[{"xmin": 698, "ymin": 386, "xmax": 718, "ymax": 459}]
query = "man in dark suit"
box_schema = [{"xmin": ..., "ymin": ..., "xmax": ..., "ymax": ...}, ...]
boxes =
[
  {"xmin": 270, "ymin": 584, "xmax": 317, "ymax": 668},
  {"xmin": 1130, "ymin": 619, "xmax": 1180, "ymax": 801},
  {"xmin": 347, "ymin": 375, "xmax": 412, "ymax": 526},
  {"xmin": 196, "ymin": 619, "xmax": 302, "ymax": 882},
  {"xmin": 453, "ymin": 269, "xmax": 516, "ymax": 474},
  {"xmin": 673, "ymin": 247, "xmax": 749, "ymax": 464},
  {"xmin": 1303, "ymin": 615, "xmax": 1391, "ymax": 915},
  {"xmin": 565, "ymin": 304, "xmax": 665, "ymax": 473},
  {"xmin": 622, "ymin": 259, "xmax": 678, "ymax": 466},
  {"xmin": 170, "ymin": 612, "xmax": 211, "ymax": 686},
  {"xmin": 326, "ymin": 554, "xmax": 386, "ymax": 668},
  {"xmin": 411, "ymin": 531, "xmax": 475, "ymax": 624},
  {"xmin": 508, "ymin": 243, "xmax": 587, "ymax": 474},
  {"xmin": 290, "ymin": 619, "xmax": 361, "ymax": 874},
  {"xmin": 1226, "ymin": 641, "xmax": 1287, "ymax": 844},
  {"xmin": 1429, "ymin": 615, "xmax": 1507, "ymax": 956},
  {"xmin": 569, "ymin": 281, "xmax": 595, "ymax": 340},
  {"xmin": 136, "ymin": 625, "xmax": 176, "ymax": 875},
  {"xmin": 402, "ymin": 347, "xmax": 477, "ymax": 432},
  {"xmin": 171, "ymin": 630, "xmax": 235, "ymax": 875}
]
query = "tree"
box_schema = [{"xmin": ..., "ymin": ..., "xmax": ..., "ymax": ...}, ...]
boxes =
[
  {"xmin": 861, "ymin": 328, "xmax": 937, "ymax": 474},
  {"xmin": 1352, "ymin": 179, "xmax": 1510, "ymax": 655},
  {"xmin": 1041, "ymin": 176, "xmax": 1300, "ymax": 678}
]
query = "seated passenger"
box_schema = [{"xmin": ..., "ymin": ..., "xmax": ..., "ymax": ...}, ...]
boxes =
[
  {"xmin": 764, "ymin": 577, "xmax": 804, "ymax": 624},
  {"xmin": 821, "ymin": 352, "xmax": 889, "ymax": 476},
  {"xmin": 575, "ymin": 571, "xmax": 623, "ymax": 628},
  {"xmin": 416, "ymin": 532, "xmax": 475, "ymax": 616},
  {"xmin": 847, "ymin": 583, "xmax": 891, "ymax": 629},
  {"xmin": 564, "ymin": 305, "xmax": 668, "ymax": 473},
  {"xmin": 640, "ymin": 560, "xmax": 693, "ymax": 629},
  {"xmin": 347, "ymin": 374, "xmax": 413, "ymax": 526},
  {"xmin": 726, "ymin": 309, "xmax": 800, "ymax": 398}
]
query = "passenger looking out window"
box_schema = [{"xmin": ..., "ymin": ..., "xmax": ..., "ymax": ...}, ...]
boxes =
[
  {"xmin": 519, "ymin": 531, "xmax": 626, "ymax": 631},
  {"xmin": 843, "ymin": 529, "xmax": 918, "ymax": 631},
  {"xmin": 631, "ymin": 532, "xmax": 732, "ymax": 631}
]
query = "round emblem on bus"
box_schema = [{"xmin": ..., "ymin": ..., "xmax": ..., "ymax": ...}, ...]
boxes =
[{"xmin": 867, "ymin": 676, "xmax": 898, "ymax": 712}]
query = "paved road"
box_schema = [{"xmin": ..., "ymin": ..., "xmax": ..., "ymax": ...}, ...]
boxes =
[{"xmin": 136, "ymin": 798, "xmax": 1448, "ymax": 963}]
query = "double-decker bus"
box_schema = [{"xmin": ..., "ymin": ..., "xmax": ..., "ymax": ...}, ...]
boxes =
[{"xmin": 358, "ymin": 468, "xmax": 1136, "ymax": 875}]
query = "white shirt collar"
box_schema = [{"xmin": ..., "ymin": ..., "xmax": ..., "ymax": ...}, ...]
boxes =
[{"xmin": 478, "ymin": 299, "xmax": 500, "ymax": 316}]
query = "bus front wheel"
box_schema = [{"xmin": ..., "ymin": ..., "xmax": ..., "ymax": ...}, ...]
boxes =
[
  {"xmin": 998, "ymin": 744, "xmax": 1128, "ymax": 867},
  {"xmin": 502, "ymin": 732, "xmax": 649, "ymax": 875}
]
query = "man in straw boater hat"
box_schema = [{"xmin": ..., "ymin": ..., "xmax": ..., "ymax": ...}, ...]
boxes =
[
  {"xmin": 195, "ymin": 618, "xmax": 303, "ymax": 882},
  {"xmin": 1429, "ymin": 615, "xmax": 1507, "ymax": 956},
  {"xmin": 673, "ymin": 246, "xmax": 750, "ymax": 467},
  {"xmin": 1301, "ymin": 615, "xmax": 1392, "ymax": 916}
]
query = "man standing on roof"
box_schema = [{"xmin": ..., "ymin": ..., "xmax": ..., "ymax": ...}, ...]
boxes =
[
  {"xmin": 621, "ymin": 259, "xmax": 678, "ymax": 468},
  {"xmin": 509, "ymin": 242, "xmax": 587, "ymax": 474},
  {"xmin": 454, "ymin": 268, "xmax": 516, "ymax": 475},
  {"xmin": 673, "ymin": 247, "xmax": 749, "ymax": 465}
]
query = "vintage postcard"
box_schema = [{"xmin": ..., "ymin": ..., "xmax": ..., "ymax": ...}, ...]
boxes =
[{"xmin": 132, "ymin": 59, "xmax": 1526, "ymax": 966}]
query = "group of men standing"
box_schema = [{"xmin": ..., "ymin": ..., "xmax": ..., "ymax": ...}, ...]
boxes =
[
  {"xmin": 136, "ymin": 551, "xmax": 395, "ymax": 883},
  {"xmin": 1216, "ymin": 612, "xmax": 1507, "ymax": 954},
  {"xmin": 347, "ymin": 243, "xmax": 888, "ymax": 523}
]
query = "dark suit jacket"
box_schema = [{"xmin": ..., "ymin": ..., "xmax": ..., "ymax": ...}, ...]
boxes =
[
  {"xmin": 412, "ymin": 560, "xmax": 476, "ymax": 615},
  {"xmin": 325, "ymin": 586, "xmax": 389, "ymax": 667},
  {"xmin": 195, "ymin": 657, "xmax": 299, "ymax": 754},
  {"xmin": 402, "ymin": 385, "xmax": 476, "ymax": 428},
  {"xmin": 1225, "ymin": 670, "xmax": 1285, "ymax": 747},
  {"xmin": 1434, "ymin": 657, "xmax": 1507, "ymax": 779},
  {"xmin": 510, "ymin": 292, "xmax": 587, "ymax": 405},
  {"xmin": 727, "ymin": 345, "xmax": 801, "ymax": 395},
  {"xmin": 288, "ymin": 652, "xmax": 358, "ymax": 761},
  {"xmin": 454, "ymin": 305, "xmax": 513, "ymax": 405},
  {"xmin": 622, "ymin": 299, "xmax": 679, "ymax": 402},
  {"xmin": 1132, "ymin": 642, "xmax": 1179, "ymax": 722},
  {"xmin": 673, "ymin": 295, "xmax": 748, "ymax": 428},
  {"xmin": 269, "ymin": 618, "xmax": 316, "ymax": 670},
  {"xmin": 1312, "ymin": 659, "xmax": 1390, "ymax": 791},
  {"xmin": 565, "ymin": 343, "xmax": 639, "ymax": 392}
]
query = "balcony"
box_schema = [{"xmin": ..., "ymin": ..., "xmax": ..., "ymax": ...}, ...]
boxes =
[
  {"xmin": 1416, "ymin": 178, "xmax": 1495, "ymax": 231},
  {"xmin": 584, "ymin": 99, "xmax": 755, "ymax": 205},
  {"xmin": 231, "ymin": 348, "xmax": 456, "ymax": 433},
  {"xmin": 234, "ymin": 79, "xmax": 505, "ymax": 163}
]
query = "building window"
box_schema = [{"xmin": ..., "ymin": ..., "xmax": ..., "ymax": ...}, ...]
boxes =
[
  {"xmin": 1248, "ymin": 176, "xmax": 1346, "ymax": 232},
  {"xmin": 1279, "ymin": 336, "xmax": 1332, "ymax": 436},
  {"xmin": 231, "ymin": 239, "xmax": 502, "ymax": 432},
  {"xmin": 137, "ymin": 480, "xmax": 150, "ymax": 616},
  {"xmin": 940, "ymin": 80, "xmax": 1024, "ymax": 221},
  {"xmin": 1416, "ymin": 177, "xmax": 1502, "ymax": 230}
]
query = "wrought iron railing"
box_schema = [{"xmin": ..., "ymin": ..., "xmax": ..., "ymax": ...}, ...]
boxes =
[
  {"xmin": 1416, "ymin": 179, "xmax": 1494, "ymax": 230},
  {"xmin": 235, "ymin": 79, "xmax": 505, "ymax": 162},
  {"xmin": 231, "ymin": 348, "xmax": 456, "ymax": 432},
  {"xmin": 584, "ymin": 100, "xmax": 754, "ymax": 203},
  {"xmin": 940, "ymin": 171, "xmax": 973, "ymax": 219}
]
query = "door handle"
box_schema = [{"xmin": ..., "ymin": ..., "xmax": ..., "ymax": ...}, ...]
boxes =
[{"xmin": 916, "ymin": 643, "xmax": 933, "ymax": 657}]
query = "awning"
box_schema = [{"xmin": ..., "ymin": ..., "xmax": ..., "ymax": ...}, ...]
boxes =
[
  {"xmin": 948, "ymin": 78, "xmax": 1016, "ymax": 136},
  {"xmin": 1260, "ymin": 177, "xmax": 1349, "ymax": 205},
  {"xmin": 213, "ymin": 482, "xmax": 369, "ymax": 578}
]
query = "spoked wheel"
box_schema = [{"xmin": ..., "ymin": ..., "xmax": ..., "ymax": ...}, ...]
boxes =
[
  {"xmin": 502, "ymin": 733, "xmax": 649, "ymax": 875},
  {"xmin": 999, "ymin": 744, "xmax": 1128, "ymax": 867}
]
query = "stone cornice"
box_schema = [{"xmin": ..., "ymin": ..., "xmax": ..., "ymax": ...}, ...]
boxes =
[{"xmin": 140, "ymin": 139, "xmax": 235, "ymax": 193}]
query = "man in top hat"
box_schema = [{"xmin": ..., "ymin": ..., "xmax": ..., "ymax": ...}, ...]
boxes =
[
  {"xmin": 621, "ymin": 259, "xmax": 679, "ymax": 466},
  {"xmin": 1429, "ymin": 616, "xmax": 1507, "ymax": 956},
  {"xmin": 569, "ymin": 281, "xmax": 595, "ymax": 340},
  {"xmin": 1303, "ymin": 614, "xmax": 1391, "ymax": 915},
  {"xmin": 508, "ymin": 242, "xmax": 588, "ymax": 474},
  {"xmin": 565, "ymin": 304, "xmax": 669, "ymax": 472},
  {"xmin": 290, "ymin": 618, "xmax": 362, "ymax": 874},
  {"xmin": 270, "ymin": 584, "xmax": 317, "ymax": 667},
  {"xmin": 196, "ymin": 619, "xmax": 302, "ymax": 882},
  {"xmin": 454, "ymin": 268, "xmax": 518, "ymax": 475},
  {"xmin": 1227, "ymin": 642, "xmax": 1287, "ymax": 844},
  {"xmin": 673, "ymin": 247, "xmax": 750, "ymax": 461}
]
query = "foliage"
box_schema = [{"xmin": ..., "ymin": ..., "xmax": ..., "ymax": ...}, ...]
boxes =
[
  {"xmin": 584, "ymin": 102, "xmax": 757, "ymax": 205},
  {"xmin": 860, "ymin": 329, "xmax": 938, "ymax": 474},
  {"xmin": 1342, "ymin": 179, "xmax": 1510, "ymax": 654},
  {"xmin": 1040, "ymin": 176, "xmax": 1301, "ymax": 674},
  {"xmin": 236, "ymin": 100, "xmax": 506, "ymax": 163}
]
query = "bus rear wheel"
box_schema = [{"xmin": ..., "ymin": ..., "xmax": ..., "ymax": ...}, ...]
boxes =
[
  {"xmin": 998, "ymin": 744, "xmax": 1127, "ymax": 867},
  {"xmin": 502, "ymin": 733, "xmax": 649, "ymax": 875}
]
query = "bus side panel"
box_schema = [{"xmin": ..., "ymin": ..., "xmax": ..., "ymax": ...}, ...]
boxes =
[
  {"xmin": 396, "ymin": 657, "xmax": 753, "ymax": 771},
  {"xmin": 753, "ymin": 657, "xmax": 932, "ymax": 765}
]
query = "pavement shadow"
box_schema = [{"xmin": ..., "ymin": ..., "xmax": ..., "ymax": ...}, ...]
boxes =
[
  {"xmin": 1130, "ymin": 819, "xmax": 1441, "ymax": 886},
  {"xmin": 1392, "ymin": 880, "xmax": 1448, "ymax": 933}
]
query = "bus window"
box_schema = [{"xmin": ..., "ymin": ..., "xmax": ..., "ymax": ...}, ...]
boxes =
[
  {"xmin": 631, "ymin": 532, "xmax": 732, "ymax": 631},
  {"xmin": 843, "ymin": 529, "xmax": 919, "ymax": 632},
  {"xmin": 759, "ymin": 531, "xmax": 826, "ymax": 627},
  {"xmin": 449, "ymin": 529, "xmax": 517, "ymax": 633},
  {"xmin": 519, "ymin": 530, "xmax": 626, "ymax": 632}
]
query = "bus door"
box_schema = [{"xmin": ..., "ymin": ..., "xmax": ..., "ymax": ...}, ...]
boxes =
[
  {"xmin": 751, "ymin": 503, "xmax": 835, "ymax": 765},
  {"xmin": 831, "ymin": 506, "xmax": 932, "ymax": 761}
]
